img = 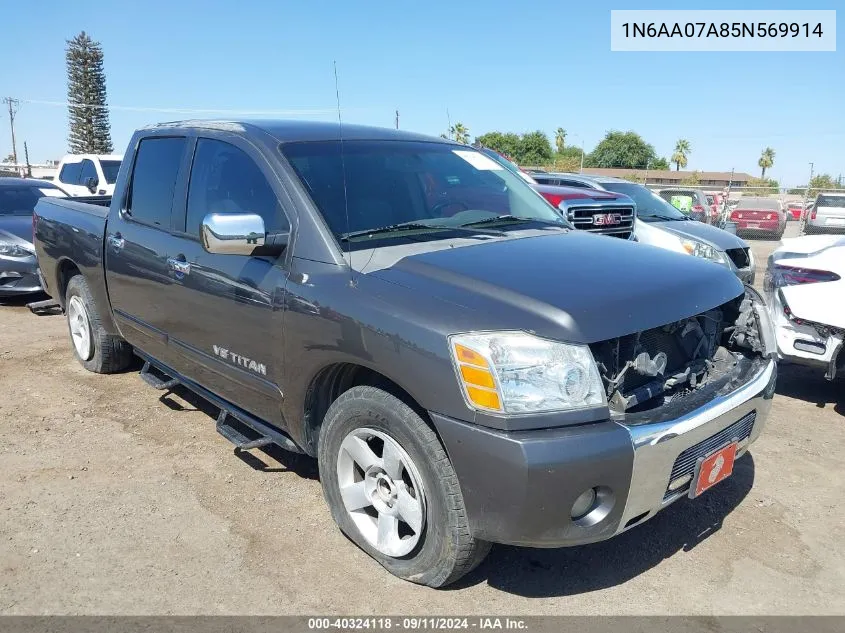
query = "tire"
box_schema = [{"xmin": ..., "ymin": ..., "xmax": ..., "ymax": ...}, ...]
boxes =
[
  {"xmin": 317, "ymin": 385, "xmax": 490, "ymax": 587},
  {"xmin": 65, "ymin": 275, "xmax": 133, "ymax": 373}
]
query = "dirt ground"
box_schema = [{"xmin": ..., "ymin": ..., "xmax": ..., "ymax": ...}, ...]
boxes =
[{"xmin": 1, "ymin": 223, "xmax": 843, "ymax": 615}]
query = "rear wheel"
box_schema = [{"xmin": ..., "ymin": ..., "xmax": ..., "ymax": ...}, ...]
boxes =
[
  {"xmin": 317, "ymin": 385, "xmax": 490, "ymax": 587},
  {"xmin": 65, "ymin": 275, "xmax": 133, "ymax": 373}
]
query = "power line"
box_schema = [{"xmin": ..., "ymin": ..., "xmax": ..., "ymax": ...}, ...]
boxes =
[{"xmin": 18, "ymin": 98, "xmax": 356, "ymax": 116}]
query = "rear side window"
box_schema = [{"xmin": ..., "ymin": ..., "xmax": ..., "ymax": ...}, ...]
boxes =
[
  {"xmin": 58, "ymin": 162, "xmax": 82, "ymax": 185},
  {"xmin": 185, "ymin": 138, "xmax": 288, "ymax": 236},
  {"xmin": 817, "ymin": 195, "xmax": 845, "ymax": 208},
  {"xmin": 127, "ymin": 137, "xmax": 187, "ymax": 228},
  {"xmin": 79, "ymin": 159, "xmax": 98, "ymax": 185}
]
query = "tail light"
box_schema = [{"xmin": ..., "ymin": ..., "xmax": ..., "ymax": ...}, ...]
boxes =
[
  {"xmin": 32, "ymin": 212, "xmax": 37, "ymax": 243},
  {"xmin": 541, "ymin": 193, "xmax": 565, "ymax": 207},
  {"xmin": 771, "ymin": 264, "xmax": 840, "ymax": 287},
  {"xmin": 811, "ymin": 208, "xmax": 817, "ymax": 220},
  {"xmin": 693, "ymin": 204, "xmax": 705, "ymax": 213}
]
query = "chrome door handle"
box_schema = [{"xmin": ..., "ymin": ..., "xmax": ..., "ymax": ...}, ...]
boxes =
[
  {"xmin": 107, "ymin": 235, "xmax": 125, "ymax": 251},
  {"xmin": 167, "ymin": 258, "xmax": 191, "ymax": 276}
]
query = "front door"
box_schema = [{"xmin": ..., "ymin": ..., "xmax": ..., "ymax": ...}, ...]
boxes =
[{"xmin": 164, "ymin": 135, "xmax": 291, "ymax": 426}]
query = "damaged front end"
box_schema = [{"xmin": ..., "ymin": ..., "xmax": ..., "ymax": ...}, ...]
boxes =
[{"xmin": 590, "ymin": 287, "xmax": 776, "ymax": 416}]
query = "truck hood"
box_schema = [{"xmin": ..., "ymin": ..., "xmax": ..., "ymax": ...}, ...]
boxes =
[
  {"xmin": 373, "ymin": 231, "xmax": 744, "ymax": 343},
  {"xmin": 0, "ymin": 215, "xmax": 34, "ymax": 247},
  {"xmin": 645, "ymin": 218, "xmax": 747, "ymax": 251}
]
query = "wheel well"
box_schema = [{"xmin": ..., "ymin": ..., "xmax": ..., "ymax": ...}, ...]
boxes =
[
  {"xmin": 302, "ymin": 363, "xmax": 429, "ymax": 456},
  {"xmin": 56, "ymin": 260, "xmax": 81, "ymax": 307}
]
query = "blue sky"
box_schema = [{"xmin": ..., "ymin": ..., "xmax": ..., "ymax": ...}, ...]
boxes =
[{"xmin": 1, "ymin": 0, "xmax": 842, "ymax": 185}]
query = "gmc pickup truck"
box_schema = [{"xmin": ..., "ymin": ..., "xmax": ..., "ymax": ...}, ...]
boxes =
[{"xmin": 34, "ymin": 120, "xmax": 777, "ymax": 588}]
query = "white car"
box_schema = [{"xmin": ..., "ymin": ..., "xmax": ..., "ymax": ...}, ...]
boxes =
[
  {"xmin": 54, "ymin": 154, "xmax": 123, "ymax": 197},
  {"xmin": 764, "ymin": 235, "xmax": 845, "ymax": 379}
]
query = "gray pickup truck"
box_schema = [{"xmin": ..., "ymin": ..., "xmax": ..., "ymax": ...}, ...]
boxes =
[{"xmin": 33, "ymin": 120, "xmax": 777, "ymax": 587}]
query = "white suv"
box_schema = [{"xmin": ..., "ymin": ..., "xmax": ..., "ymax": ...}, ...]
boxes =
[
  {"xmin": 54, "ymin": 154, "xmax": 122, "ymax": 197},
  {"xmin": 806, "ymin": 192, "xmax": 845, "ymax": 234}
]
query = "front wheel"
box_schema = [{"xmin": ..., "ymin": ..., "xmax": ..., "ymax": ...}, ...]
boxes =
[{"xmin": 317, "ymin": 386, "xmax": 490, "ymax": 587}]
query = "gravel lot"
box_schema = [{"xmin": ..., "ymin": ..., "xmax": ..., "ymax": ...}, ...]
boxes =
[{"xmin": 1, "ymin": 223, "xmax": 843, "ymax": 615}]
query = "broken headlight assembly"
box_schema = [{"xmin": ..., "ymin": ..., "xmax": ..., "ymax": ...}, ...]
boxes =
[
  {"xmin": 679, "ymin": 237, "xmax": 728, "ymax": 266},
  {"xmin": 449, "ymin": 331, "xmax": 606, "ymax": 414},
  {"xmin": 0, "ymin": 241, "xmax": 33, "ymax": 258}
]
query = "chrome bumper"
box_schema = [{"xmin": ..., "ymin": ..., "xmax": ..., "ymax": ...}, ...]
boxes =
[{"xmin": 615, "ymin": 358, "xmax": 776, "ymax": 533}]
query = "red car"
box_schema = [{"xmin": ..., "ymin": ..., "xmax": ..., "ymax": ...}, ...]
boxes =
[
  {"xmin": 532, "ymin": 184, "xmax": 636, "ymax": 239},
  {"xmin": 785, "ymin": 201, "xmax": 808, "ymax": 221},
  {"xmin": 730, "ymin": 197, "xmax": 786, "ymax": 239}
]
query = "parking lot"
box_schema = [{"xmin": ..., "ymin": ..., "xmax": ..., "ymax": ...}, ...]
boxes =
[{"xmin": 1, "ymin": 222, "xmax": 843, "ymax": 615}]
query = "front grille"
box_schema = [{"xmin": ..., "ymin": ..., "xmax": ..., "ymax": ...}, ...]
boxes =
[
  {"xmin": 565, "ymin": 204, "xmax": 635, "ymax": 239},
  {"xmin": 663, "ymin": 410, "xmax": 756, "ymax": 500},
  {"xmin": 726, "ymin": 247, "xmax": 751, "ymax": 269}
]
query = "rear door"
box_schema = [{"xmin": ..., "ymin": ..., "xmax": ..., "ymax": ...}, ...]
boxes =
[
  {"xmin": 161, "ymin": 134, "xmax": 291, "ymax": 425},
  {"xmin": 105, "ymin": 135, "xmax": 192, "ymax": 367}
]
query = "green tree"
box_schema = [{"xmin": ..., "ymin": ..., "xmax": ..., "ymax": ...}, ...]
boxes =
[
  {"xmin": 450, "ymin": 122, "xmax": 470, "ymax": 145},
  {"xmin": 680, "ymin": 170, "xmax": 701, "ymax": 185},
  {"xmin": 758, "ymin": 147, "xmax": 775, "ymax": 179},
  {"xmin": 517, "ymin": 130, "xmax": 553, "ymax": 165},
  {"xmin": 671, "ymin": 138, "xmax": 690, "ymax": 171},
  {"xmin": 475, "ymin": 132, "xmax": 521, "ymax": 159},
  {"xmin": 807, "ymin": 173, "xmax": 843, "ymax": 197},
  {"xmin": 554, "ymin": 127, "xmax": 567, "ymax": 153},
  {"xmin": 66, "ymin": 31, "xmax": 113, "ymax": 153},
  {"xmin": 585, "ymin": 130, "xmax": 659, "ymax": 169},
  {"xmin": 651, "ymin": 157, "xmax": 670, "ymax": 170}
]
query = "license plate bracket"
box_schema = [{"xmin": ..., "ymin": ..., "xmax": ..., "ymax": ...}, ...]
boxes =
[{"xmin": 689, "ymin": 440, "xmax": 739, "ymax": 498}]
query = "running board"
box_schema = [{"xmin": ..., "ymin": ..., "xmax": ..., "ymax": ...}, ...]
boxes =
[
  {"xmin": 135, "ymin": 352, "xmax": 304, "ymax": 455},
  {"xmin": 27, "ymin": 298, "xmax": 61, "ymax": 314},
  {"xmin": 139, "ymin": 361, "xmax": 180, "ymax": 390},
  {"xmin": 216, "ymin": 410, "xmax": 274, "ymax": 452}
]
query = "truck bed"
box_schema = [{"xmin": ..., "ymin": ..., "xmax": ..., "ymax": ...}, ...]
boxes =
[{"xmin": 32, "ymin": 196, "xmax": 112, "ymax": 318}]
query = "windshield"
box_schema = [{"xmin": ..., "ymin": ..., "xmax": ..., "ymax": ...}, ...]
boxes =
[
  {"xmin": 0, "ymin": 185, "xmax": 64, "ymax": 216},
  {"xmin": 283, "ymin": 140, "xmax": 567, "ymax": 242},
  {"xmin": 100, "ymin": 160, "xmax": 121, "ymax": 184},
  {"xmin": 817, "ymin": 195, "xmax": 845, "ymax": 208},
  {"xmin": 478, "ymin": 148, "xmax": 538, "ymax": 184},
  {"xmin": 599, "ymin": 182, "xmax": 687, "ymax": 220},
  {"xmin": 736, "ymin": 198, "xmax": 779, "ymax": 210}
]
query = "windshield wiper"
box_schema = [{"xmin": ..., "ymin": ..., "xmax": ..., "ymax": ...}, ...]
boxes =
[
  {"xmin": 644, "ymin": 214, "xmax": 688, "ymax": 222},
  {"xmin": 459, "ymin": 215, "xmax": 566, "ymax": 229},
  {"xmin": 340, "ymin": 220, "xmax": 502, "ymax": 241}
]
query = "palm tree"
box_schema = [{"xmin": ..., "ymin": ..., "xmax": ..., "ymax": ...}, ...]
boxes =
[
  {"xmin": 758, "ymin": 147, "xmax": 776, "ymax": 179},
  {"xmin": 450, "ymin": 123, "xmax": 470, "ymax": 144},
  {"xmin": 555, "ymin": 127, "xmax": 567, "ymax": 153},
  {"xmin": 672, "ymin": 139, "xmax": 690, "ymax": 171}
]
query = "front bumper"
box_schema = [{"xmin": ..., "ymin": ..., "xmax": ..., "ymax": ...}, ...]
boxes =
[
  {"xmin": 431, "ymin": 357, "xmax": 776, "ymax": 548},
  {"xmin": 0, "ymin": 256, "xmax": 42, "ymax": 297}
]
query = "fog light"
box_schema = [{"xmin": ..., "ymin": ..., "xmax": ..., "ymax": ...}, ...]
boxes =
[
  {"xmin": 571, "ymin": 488, "xmax": 598, "ymax": 520},
  {"xmin": 668, "ymin": 474, "xmax": 692, "ymax": 492}
]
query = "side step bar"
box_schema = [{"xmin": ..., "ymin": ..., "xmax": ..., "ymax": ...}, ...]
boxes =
[
  {"xmin": 135, "ymin": 353, "xmax": 303, "ymax": 455},
  {"xmin": 27, "ymin": 298, "xmax": 62, "ymax": 314},
  {"xmin": 140, "ymin": 361, "xmax": 180, "ymax": 391}
]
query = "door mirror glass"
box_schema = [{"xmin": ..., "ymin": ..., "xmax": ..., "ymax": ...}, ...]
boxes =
[
  {"xmin": 201, "ymin": 212, "xmax": 281, "ymax": 255},
  {"xmin": 85, "ymin": 177, "xmax": 98, "ymax": 194}
]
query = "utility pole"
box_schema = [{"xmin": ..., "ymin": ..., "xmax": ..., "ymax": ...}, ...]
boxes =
[
  {"xmin": 24, "ymin": 141, "xmax": 32, "ymax": 177},
  {"xmin": 446, "ymin": 108, "xmax": 452, "ymax": 139},
  {"xmin": 395, "ymin": 110, "xmax": 399, "ymax": 130},
  {"xmin": 800, "ymin": 162, "xmax": 814, "ymax": 235},
  {"xmin": 3, "ymin": 97, "xmax": 20, "ymax": 164}
]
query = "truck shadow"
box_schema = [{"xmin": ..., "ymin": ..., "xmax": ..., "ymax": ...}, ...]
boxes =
[
  {"xmin": 157, "ymin": 383, "xmax": 318, "ymax": 480},
  {"xmin": 454, "ymin": 453, "xmax": 755, "ymax": 597},
  {"xmin": 774, "ymin": 363, "xmax": 844, "ymax": 415}
]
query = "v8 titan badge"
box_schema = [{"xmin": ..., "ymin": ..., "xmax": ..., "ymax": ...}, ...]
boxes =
[{"xmin": 690, "ymin": 441, "xmax": 738, "ymax": 498}]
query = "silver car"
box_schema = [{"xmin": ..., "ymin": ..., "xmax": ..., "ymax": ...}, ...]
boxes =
[
  {"xmin": 0, "ymin": 178, "xmax": 66, "ymax": 298},
  {"xmin": 806, "ymin": 192, "xmax": 845, "ymax": 234}
]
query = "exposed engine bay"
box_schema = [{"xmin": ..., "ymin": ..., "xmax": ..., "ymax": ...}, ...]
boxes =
[{"xmin": 590, "ymin": 289, "xmax": 771, "ymax": 413}]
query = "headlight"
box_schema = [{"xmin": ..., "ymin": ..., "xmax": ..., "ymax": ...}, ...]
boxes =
[
  {"xmin": 449, "ymin": 331, "xmax": 606, "ymax": 414},
  {"xmin": 680, "ymin": 238, "xmax": 727, "ymax": 265},
  {"xmin": 0, "ymin": 242, "xmax": 33, "ymax": 258}
]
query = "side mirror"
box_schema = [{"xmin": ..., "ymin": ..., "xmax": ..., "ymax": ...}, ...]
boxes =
[
  {"xmin": 85, "ymin": 177, "xmax": 98, "ymax": 194},
  {"xmin": 201, "ymin": 213, "xmax": 287, "ymax": 256}
]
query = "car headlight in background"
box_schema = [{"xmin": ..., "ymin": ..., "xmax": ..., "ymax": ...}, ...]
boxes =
[
  {"xmin": 449, "ymin": 331, "xmax": 606, "ymax": 414},
  {"xmin": 680, "ymin": 238, "xmax": 728, "ymax": 265},
  {"xmin": 0, "ymin": 241, "xmax": 33, "ymax": 258}
]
